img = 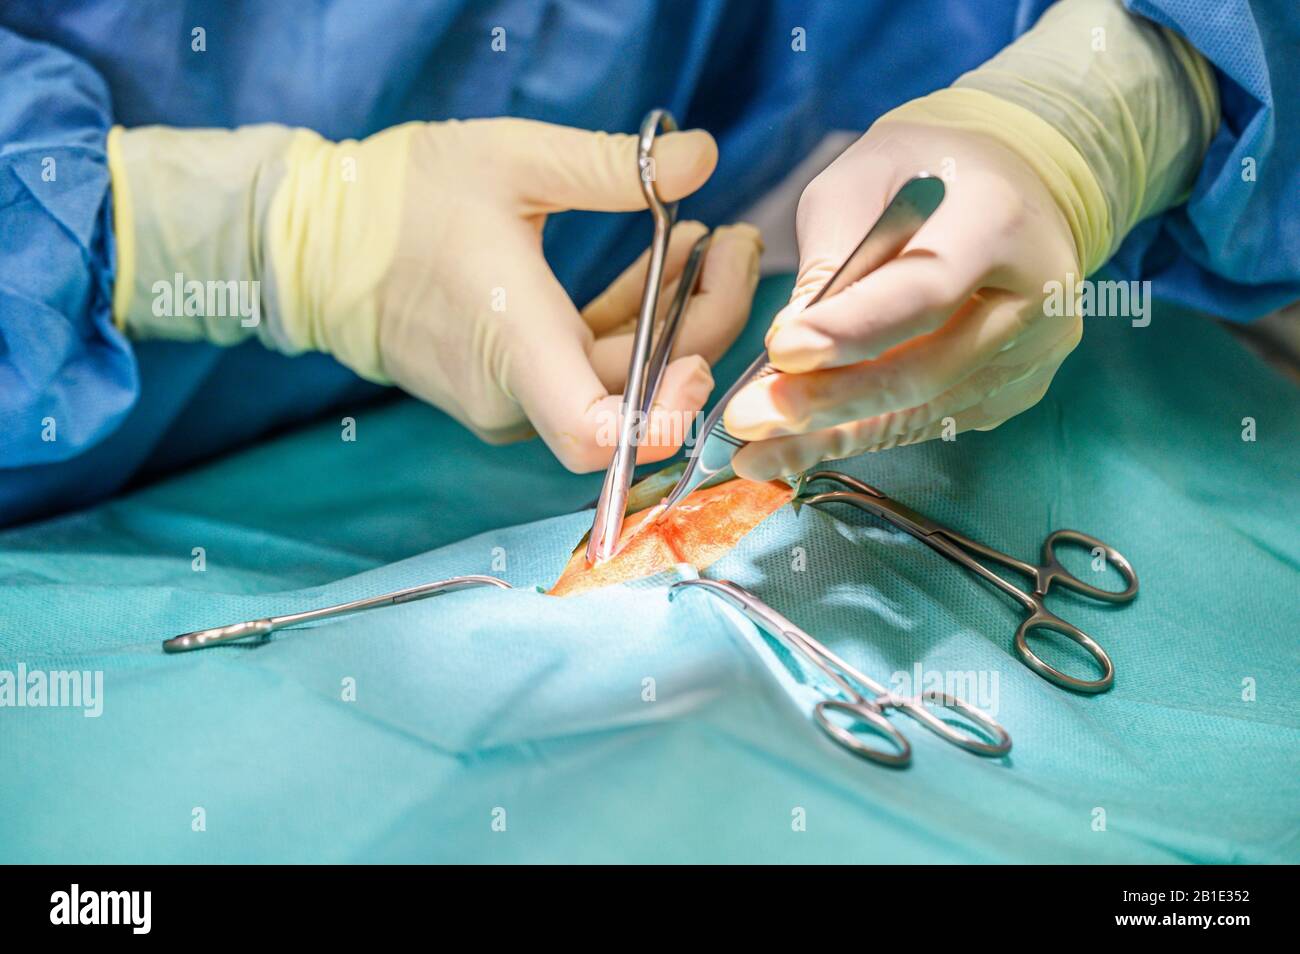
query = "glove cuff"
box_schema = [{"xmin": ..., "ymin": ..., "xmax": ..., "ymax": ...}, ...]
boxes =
[
  {"xmin": 106, "ymin": 122, "xmax": 417, "ymax": 384},
  {"xmin": 263, "ymin": 124, "xmax": 419, "ymax": 383},
  {"xmin": 948, "ymin": 0, "xmax": 1218, "ymax": 272},
  {"xmin": 876, "ymin": 88, "xmax": 1110, "ymax": 275},
  {"xmin": 107, "ymin": 123, "xmax": 297, "ymax": 345},
  {"xmin": 106, "ymin": 126, "xmax": 135, "ymax": 330}
]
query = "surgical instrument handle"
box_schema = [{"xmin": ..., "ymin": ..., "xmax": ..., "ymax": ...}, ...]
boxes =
[
  {"xmin": 641, "ymin": 232, "xmax": 712, "ymax": 419},
  {"xmin": 798, "ymin": 471, "xmax": 1138, "ymax": 693},
  {"xmin": 162, "ymin": 575, "xmax": 513, "ymax": 653},
  {"xmin": 587, "ymin": 109, "xmax": 681, "ymax": 566},
  {"xmin": 669, "ymin": 577, "xmax": 1011, "ymax": 767}
]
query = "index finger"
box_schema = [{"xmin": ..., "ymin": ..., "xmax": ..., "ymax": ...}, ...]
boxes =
[
  {"xmin": 767, "ymin": 194, "xmax": 994, "ymax": 373},
  {"xmin": 497, "ymin": 234, "xmax": 715, "ymax": 472}
]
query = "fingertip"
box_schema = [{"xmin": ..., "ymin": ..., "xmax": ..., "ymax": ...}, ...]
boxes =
[
  {"xmin": 708, "ymin": 223, "xmax": 764, "ymax": 290},
  {"xmin": 669, "ymin": 353, "xmax": 714, "ymax": 406},
  {"xmin": 713, "ymin": 221, "xmax": 765, "ymax": 255},
  {"xmin": 764, "ymin": 294, "xmax": 815, "ymax": 347},
  {"xmin": 766, "ymin": 320, "xmax": 837, "ymax": 373},
  {"xmin": 675, "ymin": 218, "xmax": 710, "ymax": 242},
  {"xmin": 722, "ymin": 379, "xmax": 785, "ymax": 441},
  {"xmin": 730, "ymin": 447, "xmax": 775, "ymax": 482},
  {"xmin": 681, "ymin": 129, "xmax": 719, "ymax": 178},
  {"xmin": 630, "ymin": 438, "xmax": 678, "ymax": 466},
  {"xmin": 655, "ymin": 129, "xmax": 718, "ymax": 200},
  {"xmin": 735, "ymin": 435, "xmax": 829, "ymax": 482},
  {"xmin": 648, "ymin": 354, "xmax": 714, "ymax": 425},
  {"xmin": 631, "ymin": 356, "xmax": 714, "ymax": 460}
]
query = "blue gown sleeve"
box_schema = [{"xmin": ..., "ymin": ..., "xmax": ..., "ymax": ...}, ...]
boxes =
[
  {"xmin": 0, "ymin": 26, "xmax": 136, "ymax": 467},
  {"xmin": 1116, "ymin": 0, "xmax": 1300, "ymax": 321}
]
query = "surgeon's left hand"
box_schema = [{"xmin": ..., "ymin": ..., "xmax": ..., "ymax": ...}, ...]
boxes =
[
  {"xmin": 724, "ymin": 114, "xmax": 1081, "ymax": 479},
  {"xmin": 108, "ymin": 118, "xmax": 762, "ymax": 474}
]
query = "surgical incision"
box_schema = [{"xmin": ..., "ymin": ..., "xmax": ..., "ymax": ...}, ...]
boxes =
[{"xmin": 549, "ymin": 477, "xmax": 793, "ymax": 596}]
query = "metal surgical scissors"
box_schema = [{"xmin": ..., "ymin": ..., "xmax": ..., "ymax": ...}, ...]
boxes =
[
  {"xmin": 669, "ymin": 578, "xmax": 1011, "ymax": 767},
  {"xmin": 797, "ymin": 471, "xmax": 1139, "ymax": 693},
  {"xmin": 586, "ymin": 108, "xmax": 712, "ymax": 565},
  {"xmin": 161, "ymin": 575, "xmax": 512, "ymax": 653}
]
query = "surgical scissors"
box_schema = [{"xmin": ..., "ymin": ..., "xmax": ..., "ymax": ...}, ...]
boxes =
[
  {"xmin": 586, "ymin": 108, "xmax": 712, "ymax": 565},
  {"xmin": 669, "ymin": 578, "xmax": 1011, "ymax": 767},
  {"xmin": 653, "ymin": 174, "xmax": 946, "ymax": 522},
  {"xmin": 161, "ymin": 575, "xmax": 512, "ymax": 653},
  {"xmin": 797, "ymin": 471, "xmax": 1139, "ymax": 693}
]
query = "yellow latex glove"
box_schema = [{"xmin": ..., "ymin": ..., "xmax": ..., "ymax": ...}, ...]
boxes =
[
  {"xmin": 108, "ymin": 119, "xmax": 762, "ymax": 472},
  {"xmin": 725, "ymin": 0, "xmax": 1217, "ymax": 479}
]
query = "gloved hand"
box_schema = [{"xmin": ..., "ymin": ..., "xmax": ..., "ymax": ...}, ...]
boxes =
[
  {"xmin": 108, "ymin": 118, "xmax": 762, "ymax": 472},
  {"xmin": 725, "ymin": 115, "xmax": 1083, "ymax": 477},
  {"xmin": 724, "ymin": 0, "xmax": 1217, "ymax": 479}
]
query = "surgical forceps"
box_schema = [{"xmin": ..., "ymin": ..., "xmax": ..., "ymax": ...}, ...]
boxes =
[
  {"xmin": 669, "ymin": 578, "xmax": 1011, "ymax": 767},
  {"xmin": 161, "ymin": 575, "xmax": 512, "ymax": 653},
  {"xmin": 586, "ymin": 108, "xmax": 713, "ymax": 565},
  {"xmin": 797, "ymin": 471, "xmax": 1139, "ymax": 693},
  {"xmin": 654, "ymin": 174, "xmax": 946, "ymax": 522}
]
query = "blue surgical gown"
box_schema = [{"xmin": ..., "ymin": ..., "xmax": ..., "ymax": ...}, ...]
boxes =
[{"xmin": 1, "ymin": 0, "xmax": 1296, "ymax": 526}]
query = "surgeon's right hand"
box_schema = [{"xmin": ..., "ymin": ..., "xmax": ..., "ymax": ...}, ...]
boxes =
[
  {"xmin": 722, "ymin": 0, "xmax": 1217, "ymax": 479},
  {"xmin": 107, "ymin": 119, "xmax": 762, "ymax": 471}
]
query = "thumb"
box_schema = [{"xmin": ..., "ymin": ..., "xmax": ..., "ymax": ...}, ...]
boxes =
[{"xmin": 500, "ymin": 119, "xmax": 717, "ymax": 214}]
